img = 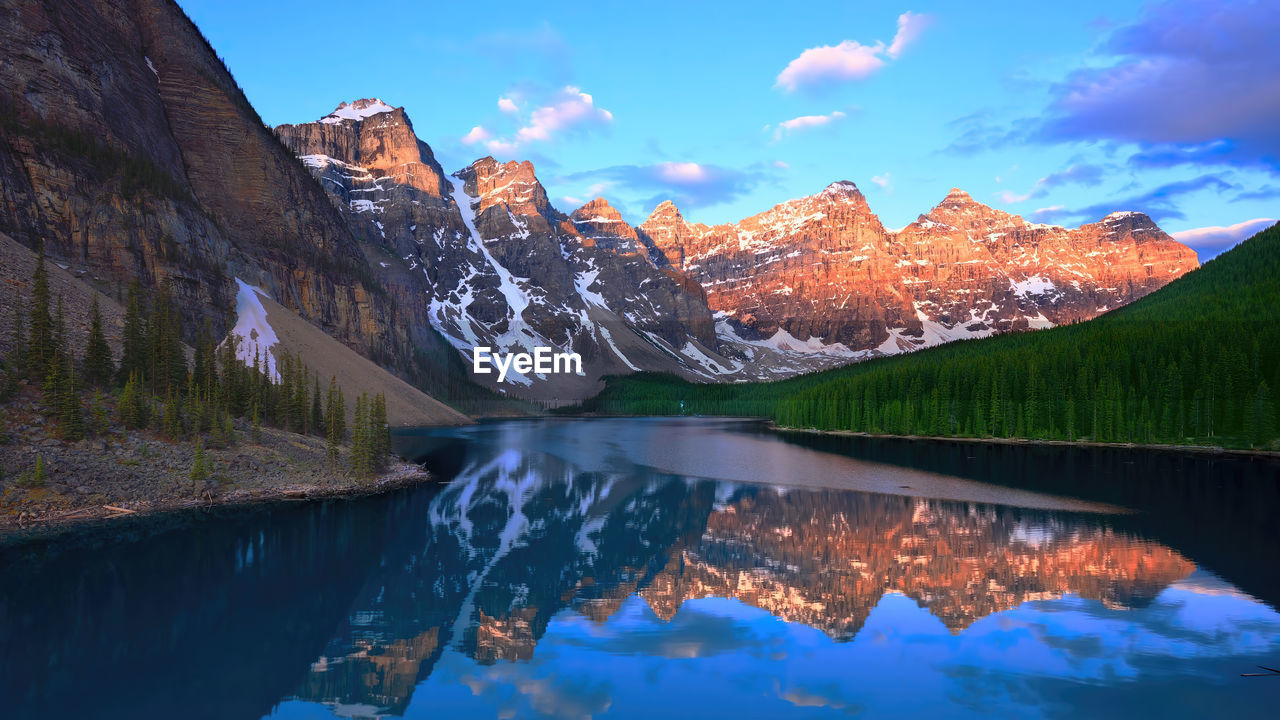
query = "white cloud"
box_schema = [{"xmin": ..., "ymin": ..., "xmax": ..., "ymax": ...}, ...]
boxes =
[
  {"xmin": 1031, "ymin": 205, "xmax": 1066, "ymax": 221},
  {"xmin": 775, "ymin": 12, "xmax": 932, "ymax": 91},
  {"xmin": 1172, "ymin": 218, "xmax": 1275, "ymax": 251},
  {"xmin": 656, "ymin": 162, "xmax": 710, "ymax": 184},
  {"xmin": 483, "ymin": 86, "xmax": 614, "ymax": 154},
  {"xmin": 997, "ymin": 164, "xmax": 1105, "ymax": 205},
  {"xmin": 772, "ymin": 110, "xmax": 847, "ymax": 140},
  {"xmin": 461, "ymin": 125, "xmax": 491, "ymax": 145},
  {"xmin": 870, "ymin": 172, "xmax": 891, "ymax": 190},
  {"xmin": 776, "ymin": 41, "xmax": 885, "ymax": 91},
  {"xmin": 514, "ymin": 86, "xmax": 613, "ymax": 144},
  {"xmin": 497, "ymin": 96, "xmax": 519, "ymax": 114},
  {"xmin": 773, "ymin": 160, "xmax": 790, "ymax": 169},
  {"xmin": 485, "ymin": 138, "xmax": 520, "ymax": 154},
  {"xmin": 888, "ymin": 11, "xmax": 932, "ymax": 58}
]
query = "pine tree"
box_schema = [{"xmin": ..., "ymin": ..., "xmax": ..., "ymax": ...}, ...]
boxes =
[
  {"xmin": 41, "ymin": 346, "xmax": 64, "ymax": 413},
  {"xmin": 221, "ymin": 408, "xmax": 235, "ymax": 446},
  {"xmin": 162, "ymin": 387, "xmax": 183, "ymax": 439},
  {"xmin": 120, "ymin": 372, "xmax": 140, "ymax": 429},
  {"xmin": 148, "ymin": 283, "xmax": 186, "ymax": 394},
  {"xmin": 190, "ymin": 437, "xmax": 209, "ymax": 483},
  {"xmin": 80, "ymin": 294, "xmax": 114, "ymax": 387},
  {"xmin": 351, "ymin": 392, "xmax": 370, "ymax": 476},
  {"xmin": 28, "ymin": 455, "xmax": 47, "ymax": 487},
  {"xmin": 311, "ymin": 376, "xmax": 324, "ymax": 436},
  {"xmin": 89, "ymin": 390, "xmax": 110, "ymax": 436},
  {"xmin": 370, "ymin": 392, "xmax": 390, "ymax": 467},
  {"xmin": 192, "ymin": 319, "xmax": 217, "ymax": 398},
  {"xmin": 117, "ymin": 280, "xmax": 148, "ymax": 386},
  {"xmin": 325, "ymin": 376, "xmax": 345, "ymax": 463},
  {"xmin": 57, "ymin": 354, "xmax": 85, "ymax": 441}
]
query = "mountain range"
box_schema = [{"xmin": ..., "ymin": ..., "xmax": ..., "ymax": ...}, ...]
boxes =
[
  {"xmin": 275, "ymin": 98, "xmax": 1196, "ymax": 400},
  {"xmin": 0, "ymin": 0, "xmax": 1199, "ymax": 408}
]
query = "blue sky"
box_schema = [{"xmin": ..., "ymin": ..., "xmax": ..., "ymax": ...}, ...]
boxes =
[{"xmin": 180, "ymin": 0, "xmax": 1277, "ymax": 258}]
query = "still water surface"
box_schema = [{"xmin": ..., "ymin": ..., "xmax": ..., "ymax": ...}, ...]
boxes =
[{"xmin": 2, "ymin": 417, "xmax": 1279, "ymax": 719}]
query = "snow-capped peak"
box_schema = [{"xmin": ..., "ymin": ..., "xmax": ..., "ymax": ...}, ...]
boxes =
[
  {"xmin": 823, "ymin": 180, "xmax": 860, "ymax": 195},
  {"xmin": 1103, "ymin": 210, "xmax": 1143, "ymax": 221},
  {"xmin": 320, "ymin": 98, "xmax": 395, "ymax": 124}
]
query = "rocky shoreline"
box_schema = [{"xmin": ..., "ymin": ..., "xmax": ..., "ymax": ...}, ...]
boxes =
[{"xmin": 0, "ymin": 407, "xmax": 439, "ymax": 541}]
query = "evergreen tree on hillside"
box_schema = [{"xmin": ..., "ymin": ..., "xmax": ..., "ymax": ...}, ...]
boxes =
[
  {"xmin": 351, "ymin": 392, "xmax": 369, "ymax": 476},
  {"xmin": 162, "ymin": 387, "xmax": 183, "ymax": 439},
  {"xmin": 370, "ymin": 392, "xmax": 390, "ymax": 462},
  {"xmin": 42, "ymin": 297, "xmax": 68, "ymax": 401},
  {"xmin": 190, "ymin": 437, "xmax": 209, "ymax": 483},
  {"xmin": 147, "ymin": 283, "xmax": 186, "ymax": 394},
  {"xmin": 119, "ymin": 371, "xmax": 146, "ymax": 430},
  {"xmin": 326, "ymin": 376, "xmax": 345, "ymax": 434},
  {"xmin": 57, "ymin": 353, "xmax": 85, "ymax": 441},
  {"xmin": 192, "ymin": 320, "xmax": 216, "ymax": 398},
  {"xmin": 82, "ymin": 294, "xmax": 114, "ymax": 388},
  {"xmin": 311, "ymin": 376, "xmax": 323, "ymax": 436},
  {"xmin": 117, "ymin": 280, "xmax": 147, "ymax": 386}
]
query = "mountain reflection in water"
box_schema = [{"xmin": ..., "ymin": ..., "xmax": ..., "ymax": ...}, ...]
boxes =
[{"xmin": 1, "ymin": 418, "xmax": 1277, "ymax": 720}]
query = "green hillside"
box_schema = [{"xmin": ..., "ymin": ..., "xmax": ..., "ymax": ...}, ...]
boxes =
[{"xmin": 576, "ymin": 222, "xmax": 1280, "ymax": 450}]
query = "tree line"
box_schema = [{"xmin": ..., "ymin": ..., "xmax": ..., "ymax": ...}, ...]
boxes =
[{"xmin": 1, "ymin": 247, "xmax": 393, "ymax": 479}]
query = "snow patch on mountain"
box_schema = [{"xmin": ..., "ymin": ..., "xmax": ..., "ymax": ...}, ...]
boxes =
[
  {"xmin": 597, "ymin": 325, "xmax": 639, "ymax": 371},
  {"xmin": 230, "ymin": 278, "xmax": 280, "ymax": 380},
  {"xmin": 321, "ymin": 99, "xmax": 395, "ymax": 124},
  {"xmin": 1010, "ymin": 275, "xmax": 1057, "ymax": 297}
]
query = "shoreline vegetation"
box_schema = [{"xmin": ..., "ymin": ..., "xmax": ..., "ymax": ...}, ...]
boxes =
[
  {"xmin": 0, "ymin": 246, "xmax": 417, "ymax": 540},
  {"xmin": 768, "ymin": 423, "xmax": 1280, "ymax": 460},
  {"xmin": 569, "ymin": 224, "xmax": 1280, "ymax": 455}
]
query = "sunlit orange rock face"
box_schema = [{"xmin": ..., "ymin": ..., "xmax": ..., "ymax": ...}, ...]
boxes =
[
  {"xmin": 635, "ymin": 492, "xmax": 1194, "ymax": 638},
  {"xmin": 640, "ymin": 184, "xmax": 1199, "ymax": 352},
  {"xmin": 298, "ymin": 628, "xmax": 442, "ymax": 715},
  {"xmin": 290, "ymin": 478, "xmax": 1195, "ymax": 712}
]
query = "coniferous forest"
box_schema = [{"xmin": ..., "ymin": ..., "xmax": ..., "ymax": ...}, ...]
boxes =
[
  {"xmin": 0, "ymin": 248, "xmax": 392, "ymax": 482},
  {"xmin": 576, "ymin": 222, "xmax": 1280, "ymax": 450}
]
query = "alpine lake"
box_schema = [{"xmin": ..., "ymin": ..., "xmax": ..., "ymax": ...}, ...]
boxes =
[{"xmin": 3, "ymin": 417, "xmax": 1279, "ymax": 719}]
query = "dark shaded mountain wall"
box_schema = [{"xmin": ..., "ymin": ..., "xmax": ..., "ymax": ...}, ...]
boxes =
[{"xmin": 0, "ymin": 0, "xmax": 484, "ymax": 408}]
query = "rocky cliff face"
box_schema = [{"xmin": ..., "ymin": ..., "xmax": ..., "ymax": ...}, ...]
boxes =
[
  {"xmin": 0, "ymin": 0, "xmax": 476, "ymax": 409},
  {"xmin": 276, "ymin": 105, "xmax": 845, "ymax": 400},
  {"xmin": 642, "ymin": 184, "xmax": 1199, "ymax": 355}
]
